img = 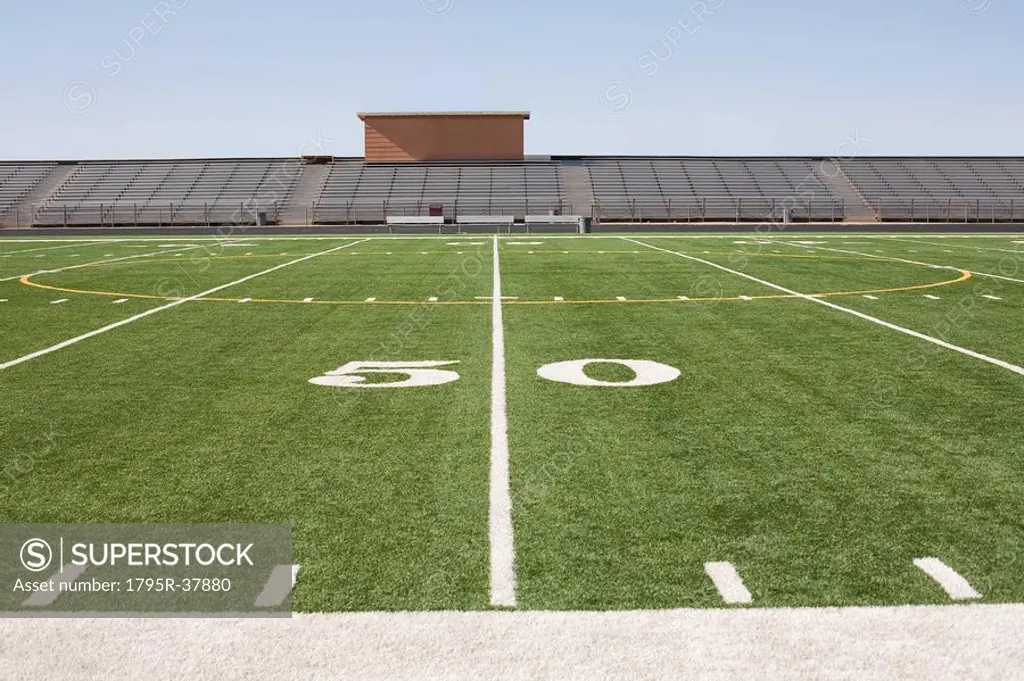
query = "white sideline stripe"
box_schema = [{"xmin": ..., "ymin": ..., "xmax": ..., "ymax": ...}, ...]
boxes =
[
  {"xmin": 0, "ymin": 240, "xmax": 366, "ymax": 372},
  {"xmin": 623, "ymin": 238, "xmax": 1024, "ymax": 379},
  {"xmin": 704, "ymin": 562, "xmax": 753, "ymax": 604},
  {"xmin": 253, "ymin": 564, "xmax": 300, "ymax": 607},
  {"xmin": 22, "ymin": 564, "xmax": 88, "ymax": 607},
  {"xmin": 489, "ymin": 235, "xmax": 516, "ymax": 608},
  {"xmin": 863, "ymin": 295, "xmax": 879, "ymax": 300},
  {"xmin": 889, "ymin": 235, "xmax": 1024, "ymax": 256},
  {"xmin": 914, "ymin": 558, "xmax": 982, "ymax": 600},
  {"xmin": 2, "ymin": 604, "xmax": 1024, "ymax": 680},
  {"xmin": 51, "ymin": 299, "xmax": 68, "ymax": 305},
  {"xmin": 924, "ymin": 295, "xmax": 941, "ymax": 300},
  {"xmin": 112, "ymin": 299, "xmax": 129, "ymax": 304},
  {"xmin": 0, "ymin": 244, "xmax": 205, "ymax": 283},
  {"xmin": 982, "ymin": 294, "xmax": 1002, "ymax": 300}
]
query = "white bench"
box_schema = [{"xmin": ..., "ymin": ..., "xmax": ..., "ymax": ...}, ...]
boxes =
[
  {"xmin": 455, "ymin": 215, "xmax": 515, "ymax": 233},
  {"xmin": 385, "ymin": 215, "xmax": 445, "ymax": 232},
  {"xmin": 525, "ymin": 215, "xmax": 586, "ymax": 233}
]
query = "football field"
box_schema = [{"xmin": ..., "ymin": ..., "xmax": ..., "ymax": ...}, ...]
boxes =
[{"xmin": 1, "ymin": 232, "xmax": 1023, "ymax": 613}]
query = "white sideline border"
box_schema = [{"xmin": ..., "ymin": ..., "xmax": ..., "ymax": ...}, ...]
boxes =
[
  {"xmin": 2, "ymin": 604, "xmax": 1022, "ymax": 680},
  {"xmin": 774, "ymin": 239, "xmax": 1024, "ymax": 286},
  {"xmin": 622, "ymin": 238, "xmax": 1024, "ymax": 379},
  {"xmin": 0, "ymin": 233, "xmax": 1023, "ymax": 245},
  {"xmin": 0, "ymin": 240, "xmax": 366, "ymax": 372},
  {"xmin": 0, "ymin": 240, "xmax": 108, "ymax": 255}
]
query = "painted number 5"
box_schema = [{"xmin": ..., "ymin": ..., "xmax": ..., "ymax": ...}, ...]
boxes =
[
  {"xmin": 536, "ymin": 359, "xmax": 680, "ymax": 387},
  {"xmin": 310, "ymin": 361, "xmax": 461, "ymax": 389}
]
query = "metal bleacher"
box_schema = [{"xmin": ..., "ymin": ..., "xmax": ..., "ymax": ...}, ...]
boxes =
[
  {"xmin": 311, "ymin": 160, "xmax": 571, "ymax": 224},
  {"xmin": 3, "ymin": 155, "xmax": 1024, "ymax": 228},
  {"xmin": 839, "ymin": 158, "xmax": 1024, "ymax": 222},
  {"xmin": 32, "ymin": 159, "xmax": 298, "ymax": 226},
  {"xmin": 0, "ymin": 162, "xmax": 56, "ymax": 221},
  {"xmin": 585, "ymin": 157, "xmax": 845, "ymax": 222}
]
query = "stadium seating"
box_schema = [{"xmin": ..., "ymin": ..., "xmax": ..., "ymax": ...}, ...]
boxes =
[
  {"xmin": 311, "ymin": 160, "xmax": 570, "ymax": 223},
  {"xmin": 31, "ymin": 159, "xmax": 299, "ymax": 226},
  {"xmin": 1, "ymin": 155, "xmax": 1022, "ymax": 227},
  {"xmin": 585, "ymin": 157, "xmax": 845, "ymax": 222},
  {"xmin": 0, "ymin": 162, "xmax": 56, "ymax": 221},
  {"xmin": 839, "ymin": 158, "xmax": 1024, "ymax": 221}
]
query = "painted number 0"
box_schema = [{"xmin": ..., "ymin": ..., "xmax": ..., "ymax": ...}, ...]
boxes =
[
  {"xmin": 536, "ymin": 359, "xmax": 680, "ymax": 387},
  {"xmin": 310, "ymin": 359, "xmax": 680, "ymax": 388},
  {"xmin": 309, "ymin": 361, "xmax": 461, "ymax": 388}
]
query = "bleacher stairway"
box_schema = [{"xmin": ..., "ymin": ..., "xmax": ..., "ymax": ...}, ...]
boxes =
[
  {"xmin": 560, "ymin": 160, "xmax": 595, "ymax": 217},
  {"xmin": 1, "ymin": 164, "xmax": 78, "ymax": 227},
  {"xmin": 280, "ymin": 162, "xmax": 329, "ymax": 225},
  {"xmin": 818, "ymin": 163, "xmax": 878, "ymax": 223}
]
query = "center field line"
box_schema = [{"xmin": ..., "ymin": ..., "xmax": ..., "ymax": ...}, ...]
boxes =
[
  {"xmin": 0, "ymin": 240, "xmax": 366, "ymax": 372},
  {"xmin": 623, "ymin": 238, "xmax": 1024, "ymax": 379},
  {"xmin": 490, "ymin": 234, "xmax": 516, "ymax": 608},
  {"xmin": 0, "ymin": 244, "xmax": 207, "ymax": 283}
]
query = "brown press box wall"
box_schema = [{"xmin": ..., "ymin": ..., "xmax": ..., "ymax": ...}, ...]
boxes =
[{"xmin": 360, "ymin": 113, "xmax": 528, "ymax": 162}]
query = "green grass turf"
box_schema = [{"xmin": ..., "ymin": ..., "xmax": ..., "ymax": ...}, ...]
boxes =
[{"xmin": 1, "ymin": 233, "xmax": 1022, "ymax": 611}]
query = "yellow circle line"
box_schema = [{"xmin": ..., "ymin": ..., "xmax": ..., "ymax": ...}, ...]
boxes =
[{"xmin": 19, "ymin": 269, "xmax": 972, "ymax": 306}]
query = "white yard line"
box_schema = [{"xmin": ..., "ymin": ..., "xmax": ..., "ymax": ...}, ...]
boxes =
[
  {"xmin": 704, "ymin": 562, "xmax": 753, "ymax": 604},
  {"xmin": 0, "ymin": 240, "xmax": 365, "ymax": 372},
  {"xmin": 253, "ymin": 564, "xmax": 301, "ymax": 607},
  {"xmin": 489, "ymin": 235, "xmax": 516, "ymax": 608},
  {"xmin": 623, "ymin": 238, "xmax": 1024, "ymax": 379},
  {"xmin": 21, "ymin": 565, "xmax": 88, "ymax": 607},
  {"xmin": 0, "ymin": 244, "xmax": 206, "ymax": 283},
  {"xmin": 914, "ymin": 558, "xmax": 982, "ymax": 600}
]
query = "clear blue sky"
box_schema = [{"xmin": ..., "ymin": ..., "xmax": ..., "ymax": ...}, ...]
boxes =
[{"xmin": 2, "ymin": 0, "xmax": 1021, "ymax": 159}]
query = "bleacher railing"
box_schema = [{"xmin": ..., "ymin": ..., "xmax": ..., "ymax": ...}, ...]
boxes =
[
  {"xmin": 871, "ymin": 198, "xmax": 1023, "ymax": 223},
  {"xmin": 311, "ymin": 199, "xmax": 575, "ymax": 224},
  {"xmin": 590, "ymin": 198, "xmax": 846, "ymax": 223},
  {"xmin": 29, "ymin": 201, "xmax": 281, "ymax": 227}
]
